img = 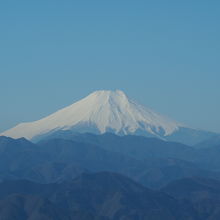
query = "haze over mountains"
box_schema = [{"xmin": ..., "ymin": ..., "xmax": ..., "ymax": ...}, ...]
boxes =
[
  {"xmin": 1, "ymin": 132, "xmax": 220, "ymax": 219},
  {"xmin": 1, "ymin": 90, "xmax": 217, "ymax": 145},
  {"xmin": 1, "ymin": 133, "xmax": 220, "ymax": 187},
  {"xmin": 1, "ymin": 90, "xmax": 220, "ymax": 219}
]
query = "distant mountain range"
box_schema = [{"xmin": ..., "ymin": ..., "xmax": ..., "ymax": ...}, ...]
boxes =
[
  {"xmin": 1, "ymin": 132, "xmax": 220, "ymax": 219},
  {"xmin": 0, "ymin": 172, "xmax": 198, "ymax": 220},
  {"xmin": 1, "ymin": 172, "xmax": 220, "ymax": 219},
  {"xmin": 1, "ymin": 90, "xmax": 218, "ymax": 145},
  {"xmin": 1, "ymin": 133, "xmax": 220, "ymax": 187}
]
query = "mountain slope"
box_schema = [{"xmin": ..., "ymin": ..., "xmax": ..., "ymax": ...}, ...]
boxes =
[
  {"xmin": 1, "ymin": 135, "xmax": 220, "ymax": 188},
  {"xmin": 162, "ymin": 177, "xmax": 220, "ymax": 220},
  {"xmin": 0, "ymin": 172, "xmax": 195, "ymax": 220},
  {"xmin": 1, "ymin": 90, "xmax": 217, "ymax": 145},
  {"xmin": 1, "ymin": 90, "xmax": 181, "ymax": 139},
  {"xmin": 0, "ymin": 194, "xmax": 69, "ymax": 220},
  {"xmin": 195, "ymin": 135, "xmax": 220, "ymax": 149}
]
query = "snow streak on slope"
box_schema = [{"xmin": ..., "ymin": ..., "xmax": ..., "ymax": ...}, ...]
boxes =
[{"xmin": 1, "ymin": 90, "xmax": 183, "ymax": 140}]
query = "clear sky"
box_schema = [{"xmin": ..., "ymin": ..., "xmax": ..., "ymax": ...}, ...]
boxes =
[{"xmin": 0, "ymin": 0, "xmax": 219, "ymax": 133}]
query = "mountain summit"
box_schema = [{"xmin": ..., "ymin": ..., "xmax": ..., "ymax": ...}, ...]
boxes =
[{"xmin": 1, "ymin": 90, "xmax": 216, "ymax": 145}]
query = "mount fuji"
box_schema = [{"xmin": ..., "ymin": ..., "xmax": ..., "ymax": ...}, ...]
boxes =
[{"xmin": 1, "ymin": 90, "xmax": 216, "ymax": 145}]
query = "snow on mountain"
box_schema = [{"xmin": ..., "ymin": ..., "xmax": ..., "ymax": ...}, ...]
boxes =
[{"xmin": 1, "ymin": 90, "xmax": 184, "ymax": 140}]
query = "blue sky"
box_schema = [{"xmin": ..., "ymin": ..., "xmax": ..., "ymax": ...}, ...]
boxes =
[{"xmin": 0, "ymin": 0, "xmax": 220, "ymax": 133}]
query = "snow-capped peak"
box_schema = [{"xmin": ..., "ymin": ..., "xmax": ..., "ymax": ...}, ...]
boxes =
[{"xmin": 1, "ymin": 90, "xmax": 183, "ymax": 140}]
